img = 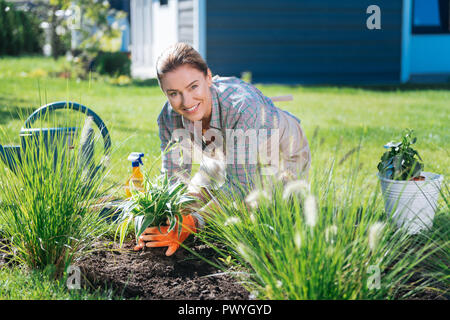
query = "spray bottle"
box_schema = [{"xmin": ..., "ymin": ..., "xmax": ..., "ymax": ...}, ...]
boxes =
[{"xmin": 125, "ymin": 152, "xmax": 144, "ymax": 198}]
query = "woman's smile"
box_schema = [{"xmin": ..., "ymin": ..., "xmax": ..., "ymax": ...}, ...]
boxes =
[{"xmin": 184, "ymin": 102, "xmax": 200, "ymax": 114}]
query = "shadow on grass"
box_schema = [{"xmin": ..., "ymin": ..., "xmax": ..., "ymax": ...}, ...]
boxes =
[
  {"xmin": 0, "ymin": 97, "xmax": 35, "ymax": 125},
  {"xmin": 131, "ymin": 78, "xmax": 159, "ymax": 87}
]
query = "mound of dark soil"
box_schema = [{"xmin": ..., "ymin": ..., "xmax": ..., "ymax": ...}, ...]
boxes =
[{"xmin": 76, "ymin": 239, "xmax": 250, "ymax": 300}]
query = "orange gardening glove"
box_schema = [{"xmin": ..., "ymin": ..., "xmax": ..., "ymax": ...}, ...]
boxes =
[{"xmin": 133, "ymin": 214, "xmax": 197, "ymax": 256}]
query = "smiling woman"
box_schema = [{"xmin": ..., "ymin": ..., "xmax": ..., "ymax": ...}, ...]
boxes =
[
  {"xmin": 155, "ymin": 42, "xmax": 311, "ymax": 186},
  {"xmin": 135, "ymin": 42, "xmax": 311, "ymax": 254}
]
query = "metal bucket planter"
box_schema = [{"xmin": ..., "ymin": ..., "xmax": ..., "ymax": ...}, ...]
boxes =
[{"xmin": 378, "ymin": 172, "xmax": 444, "ymax": 234}]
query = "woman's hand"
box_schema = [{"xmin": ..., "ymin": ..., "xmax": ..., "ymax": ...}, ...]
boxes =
[{"xmin": 133, "ymin": 214, "xmax": 197, "ymax": 256}]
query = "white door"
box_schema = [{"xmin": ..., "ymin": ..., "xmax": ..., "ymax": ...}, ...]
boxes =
[
  {"xmin": 151, "ymin": 0, "xmax": 179, "ymax": 69},
  {"xmin": 131, "ymin": 0, "xmax": 153, "ymax": 78}
]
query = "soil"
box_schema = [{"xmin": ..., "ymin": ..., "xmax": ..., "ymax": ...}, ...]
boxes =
[
  {"xmin": 1, "ymin": 235, "xmax": 446, "ymax": 300},
  {"xmin": 76, "ymin": 238, "xmax": 250, "ymax": 300}
]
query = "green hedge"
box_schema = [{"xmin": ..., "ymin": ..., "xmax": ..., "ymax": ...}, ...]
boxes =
[
  {"xmin": 94, "ymin": 51, "xmax": 131, "ymax": 77},
  {"xmin": 0, "ymin": 0, "xmax": 43, "ymax": 56}
]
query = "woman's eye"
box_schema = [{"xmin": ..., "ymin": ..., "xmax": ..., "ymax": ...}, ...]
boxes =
[{"xmin": 191, "ymin": 85, "xmax": 198, "ymax": 90}]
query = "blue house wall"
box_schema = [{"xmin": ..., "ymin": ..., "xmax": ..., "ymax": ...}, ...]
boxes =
[{"xmin": 205, "ymin": 0, "xmax": 403, "ymax": 84}]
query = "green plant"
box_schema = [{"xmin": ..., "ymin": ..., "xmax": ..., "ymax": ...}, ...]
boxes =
[
  {"xmin": 94, "ymin": 51, "xmax": 131, "ymax": 77},
  {"xmin": 0, "ymin": 115, "xmax": 112, "ymax": 278},
  {"xmin": 0, "ymin": 0, "xmax": 43, "ymax": 56},
  {"xmin": 377, "ymin": 129, "xmax": 424, "ymax": 180},
  {"xmin": 116, "ymin": 173, "xmax": 195, "ymax": 248},
  {"xmin": 200, "ymin": 143, "xmax": 448, "ymax": 300}
]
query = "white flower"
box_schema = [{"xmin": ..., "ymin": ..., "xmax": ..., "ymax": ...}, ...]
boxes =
[
  {"xmin": 368, "ymin": 222, "xmax": 385, "ymax": 251},
  {"xmin": 304, "ymin": 194, "xmax": 318, "ymax": 227},
  {"xmin": 224, "ymin": 216, "xmax": 241, "ymax": 226},
  {"xmin": 282, "ymin": 179, "xmax": 310, "ymax": 200},
  {"xmin": 245, "ymin": 189, "xmax": 271, "ymax": 209}
]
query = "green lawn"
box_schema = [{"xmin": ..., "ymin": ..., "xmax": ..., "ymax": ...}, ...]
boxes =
[
  {"xmin": 0, "ymin": 55, "xmax": 449, "ymax": 299},
  {"xmin": 1, "ymin": 56, "xmax": 449, "ymax": 185},
  {"xmin": 0, "ymin": 265, "xmax": 119, "ymax": 299}
]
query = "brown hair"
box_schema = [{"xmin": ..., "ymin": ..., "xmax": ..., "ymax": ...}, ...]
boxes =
[{"xmin": 156, "ymin": 42, "xmax": 208, "ymax": 84}]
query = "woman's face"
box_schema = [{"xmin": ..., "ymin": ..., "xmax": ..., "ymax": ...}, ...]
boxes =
[{"xmin": 160, "ymin": 64, "xmax": 213, "ymax": 124}]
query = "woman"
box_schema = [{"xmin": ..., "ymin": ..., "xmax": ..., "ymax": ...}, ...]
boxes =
[{"xmin": 135, "ymin": 42, "xmax": 311, "ymax": 255}]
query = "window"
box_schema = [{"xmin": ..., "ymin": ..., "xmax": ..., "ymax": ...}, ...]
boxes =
[
  {"xmin": 160, "ymin": 0, "xmax": 168, "ymax": 6},
  {"xmin": 412, "ymin": 0, "xmax": 450, "ymax": 34}
]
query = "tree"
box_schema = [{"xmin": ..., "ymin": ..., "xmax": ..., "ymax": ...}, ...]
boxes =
[{"xmin": 47, "ymin": 0, "xmax": 125, "ymax": 59}]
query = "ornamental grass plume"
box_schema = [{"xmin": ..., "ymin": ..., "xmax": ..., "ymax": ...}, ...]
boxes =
[
  {"xmin": 304, "ymin": 194, "xmax": 318, "ymax": 227},
  {"xmin": 368, "ymin": 222, "xmax": 385, "ymax": 252},
  {"xmin": 224, "ymin": 216, "xmax": 241, "ymax": 226},
  {"xmin": 79, "ymin": 116, "xmax": 94, "ymax": 147},
  {"xmin": 294, "ymin": 231, "xmax": 302, "ymax": 250},
  {"xmin": 245, "ymin": 189, "xmax": 272, "ymax": 209},
  {"xmin": 236, "ymin": 243, "xmax": 251, "ymax": 261},
  {"xmin": 277, "ymin": 170, "xmax": 296, "ymax": 183},
  {"xmin": 282, "ymin": 179, "xmax": 310, "ymax": 200},
  {"xmin": 325, "ymin": 225, "xmax": 338, "ymax": 244},
  {"xmin": 199, "ymin": 133, "xmax": 449, "ymax": 300},
  {"xmin": 276, "ymin": 280, "xmax": 283, "ymax": 289}
]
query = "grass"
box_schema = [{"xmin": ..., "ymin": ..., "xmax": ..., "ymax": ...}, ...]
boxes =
[
  {"xmin": 0, "ymin": 56, "xmax": 448, "ymax": 188},
  {"xmin": 201, "ymin": 145, "xmax": 449, "ymax": 299},
  {"xmin": 0, "ymin": 265, "xmax": 118, "ymax": 300},
  {"xmin": 0, "ymin": 55, "xmax": 449, "ymax": 299},
  {"xmin": 0, "ymin": 112, "xmax": 115, "ymax": 278}
]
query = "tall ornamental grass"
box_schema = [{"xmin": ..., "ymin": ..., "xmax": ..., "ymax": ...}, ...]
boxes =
[
  {"xmin": 0, "ymin": 113, "xmax": 112, "ymax": 277},
  {"xmin": 202, "ymin": 141, "xmax": 448, "ymax": 299}
]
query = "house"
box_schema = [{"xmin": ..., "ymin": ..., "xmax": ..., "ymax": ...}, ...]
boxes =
[{"xmin": 130, "ymin": 0, "xmax": 450, "ymax": 84}]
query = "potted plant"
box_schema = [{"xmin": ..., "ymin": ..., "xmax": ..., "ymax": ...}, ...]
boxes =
[
  {"xmin": 116, "ymin": 173, "xmax": 195, "ymax": 248},
  {"xmin": 377, "ymin": 129, "xmax": 444, "ymax": 234}
]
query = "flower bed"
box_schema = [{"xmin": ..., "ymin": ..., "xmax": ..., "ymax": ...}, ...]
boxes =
[{"xmin": 76, "ymin": 239, "xmax": 249, "ymax": 300}]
